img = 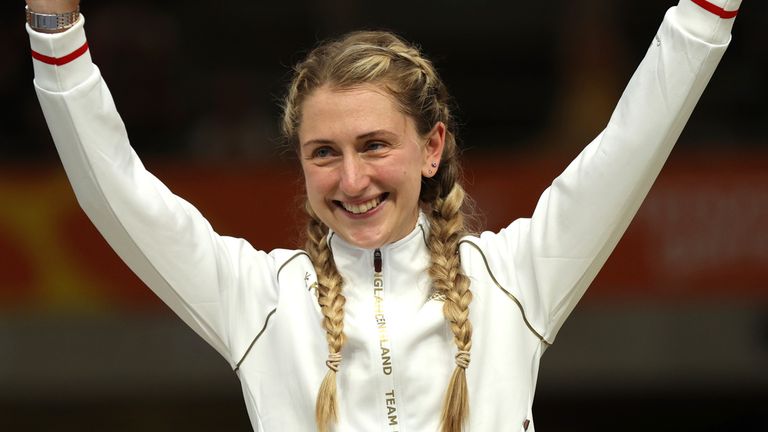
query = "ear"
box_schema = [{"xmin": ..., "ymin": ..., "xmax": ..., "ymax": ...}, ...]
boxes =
[{"xmin": 421, "ymin": 122, "xmax": 446, "ymax": 177}]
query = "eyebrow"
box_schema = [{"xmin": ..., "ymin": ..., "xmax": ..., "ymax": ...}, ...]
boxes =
[{"xmin": 301, "ymin": 129, "xmax": 398, "ymax": 148}]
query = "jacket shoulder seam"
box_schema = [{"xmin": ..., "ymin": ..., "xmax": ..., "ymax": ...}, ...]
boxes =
[
  {"xmin": 459, "ymin": 239, "xmax": 552, "ymax": 345},
  {"xmin": 234, "ymin": 251, "xmax": 312, "ymax": 371}
]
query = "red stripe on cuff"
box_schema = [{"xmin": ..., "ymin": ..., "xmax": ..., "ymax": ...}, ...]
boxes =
[
  {"xmin": 690, "ymin": 0, "xmax": 739, "ymax": 19},
  {"xmin": 31, "ymin": 41, "xmax": 89, "ymax": 66}
]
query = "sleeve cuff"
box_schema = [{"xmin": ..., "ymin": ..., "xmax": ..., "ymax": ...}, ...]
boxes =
[
  {"xmin": 27, "ymin": 15, "xmax": 95, "ymax": 93},
  {"xmin": 674, "ymin": 0, "xmax": 741, "ymax": 44}
]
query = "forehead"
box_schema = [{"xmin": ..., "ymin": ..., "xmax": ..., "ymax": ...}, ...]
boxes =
[{"xmin": 298, "ymin": 84, "xmax": 414, "ymax": 143}]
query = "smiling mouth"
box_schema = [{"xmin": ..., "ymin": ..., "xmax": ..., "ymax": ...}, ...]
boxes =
[{"xmin": 334, "ymin": 193, "xmax": 389, "ymax": 215}]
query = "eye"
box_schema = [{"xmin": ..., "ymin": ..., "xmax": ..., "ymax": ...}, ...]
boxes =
[
  {"xmin": 311, "ymin": 146, "xmax": 335, "ymax": 159},
  {"xmin": 364, "ymin": 141, "xmax": 386, "ymax": 152}
]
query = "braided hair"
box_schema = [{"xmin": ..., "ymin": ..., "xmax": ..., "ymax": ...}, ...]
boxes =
[{"xmin": 283, "ymin": 31, "xmax": 475, "ymax": 432}]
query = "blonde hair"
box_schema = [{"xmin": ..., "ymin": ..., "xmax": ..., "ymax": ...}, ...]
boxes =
[{"xmin": 283, "ymin": 31, "xmax": 474, "ymax": 432}]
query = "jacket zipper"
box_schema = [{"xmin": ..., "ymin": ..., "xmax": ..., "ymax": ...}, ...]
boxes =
[
  {"xmin": 373, "ymin": 248, "xmax": 400, "ymax": 431},
  {"xmin": 374, "ymin": 248, "xmax": 382, "ymax": 273}
]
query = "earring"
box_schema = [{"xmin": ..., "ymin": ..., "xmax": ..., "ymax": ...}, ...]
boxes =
[
  {"xmin": 428, "ymin": 169, "xmax": 434, "ymax": 176},
  {"xmin": 431, "ymin": 162, "xmax": 438, "ymax": 168}
]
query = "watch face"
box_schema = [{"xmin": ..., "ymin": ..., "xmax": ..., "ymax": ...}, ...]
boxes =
[{"xmin": 32, "ymin": 14, "xmax": 61, "ymax": 30}]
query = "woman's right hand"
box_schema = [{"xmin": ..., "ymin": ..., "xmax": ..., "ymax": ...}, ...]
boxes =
[{"xmin": 26, "ymin": 0, "xmax": 80, "ymax": 13}]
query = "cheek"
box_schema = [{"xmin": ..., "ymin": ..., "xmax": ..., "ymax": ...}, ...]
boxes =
[
  {"xmin": 378, "ymin": 165, "xmax": 421, "ymax": 196},
  {"xmin": 303, "ymin": 167, "xmax": 333, "ymax": 201}
]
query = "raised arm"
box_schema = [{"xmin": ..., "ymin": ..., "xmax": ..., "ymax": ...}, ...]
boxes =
[
  {"xmin": 473, "ymin": 0, "xmax": 741, "ymax": 343},
  {"xmin": 26, "ymin": 2, "xmax": 281, "ymax": 365}
]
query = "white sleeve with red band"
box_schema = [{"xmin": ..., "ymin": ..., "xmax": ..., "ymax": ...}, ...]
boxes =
[
  {"xmin": 27, "ymin": 15, "xmax": 93, "ymax": 93},
  {"xmin": 27, "ymin": 13, "xmax": 247, "ymax": 363},
  {"xmin": 675, "ymin": 0, "xmax": 741, "ymax": 44},
  {"xmin": 473, "ymin": 1, "xmax": 741, "ymax": 343}
]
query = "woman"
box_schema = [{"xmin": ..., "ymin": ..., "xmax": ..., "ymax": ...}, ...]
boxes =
[{"xmin": 25, "ymin": 0, "xmax": 741, "ymax": 430}]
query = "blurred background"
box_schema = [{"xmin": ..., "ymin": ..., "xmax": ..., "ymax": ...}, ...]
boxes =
[{"xmin": 1, "ymin": 0, "xmax": 767, "ymax": 430}]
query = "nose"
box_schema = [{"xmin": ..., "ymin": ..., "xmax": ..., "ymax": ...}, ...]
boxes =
[{"xmin": 338, "ymin": 154, "xmax": 370, "ymax": 197}]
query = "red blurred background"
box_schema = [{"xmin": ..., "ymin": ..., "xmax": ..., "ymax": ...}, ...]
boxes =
[{"xmin": 1, "ymin": 0, "xmax": 766, "ymax": 430}]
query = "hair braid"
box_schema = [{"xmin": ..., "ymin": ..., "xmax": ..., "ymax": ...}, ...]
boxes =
[
  {"xmin": 286, "ymin": 30, "xmax": 477, "ymax": 431},
  {"xmin": 427, "ymin": 184, "xmax": 473, "ymax": 432},
  {"xmin": 304, "ymin": 205, "xmax": 347, "ymax": 432}
]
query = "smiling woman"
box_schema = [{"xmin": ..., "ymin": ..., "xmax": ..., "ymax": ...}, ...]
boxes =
[
  {"xmin": 24, "ymin": 0, "xmax": 743, "ymax": 431},
  {"xmin": 281, "ymin": 32, "xmax": 474, "ymax": 430}
]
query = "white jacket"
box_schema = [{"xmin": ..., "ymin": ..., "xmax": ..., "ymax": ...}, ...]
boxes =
[{"xmin": 29, "ymin": 1, "xmax": 737, "ymax": 430}]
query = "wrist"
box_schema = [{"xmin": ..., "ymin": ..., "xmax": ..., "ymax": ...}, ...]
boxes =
[{"xmin": 25, "ymin": 0, "xmax": 80, "ymax": 14}]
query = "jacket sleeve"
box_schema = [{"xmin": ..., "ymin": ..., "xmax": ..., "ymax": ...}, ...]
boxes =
[
  {"xmin": 28, "ymin": 16, "xmax": 281, "ymax": 366},
  {"xmin": 474, "ymin": 0, "xmax": 739, "ymax": 343}
]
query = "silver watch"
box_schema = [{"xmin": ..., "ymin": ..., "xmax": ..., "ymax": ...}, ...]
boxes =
[{"xmin": 25, "ymin": 5, "xmax": 80, "ymax": 33}]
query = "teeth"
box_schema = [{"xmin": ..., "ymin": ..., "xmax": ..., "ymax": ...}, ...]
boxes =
[{"xmin": 342, "ymin": 196, "xmax": 382, "ymax": 214}]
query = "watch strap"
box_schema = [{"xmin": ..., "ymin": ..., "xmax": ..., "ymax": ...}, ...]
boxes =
[{"xmin": 25, "ymin": 5, "xmax": 81, "ymax": 33}]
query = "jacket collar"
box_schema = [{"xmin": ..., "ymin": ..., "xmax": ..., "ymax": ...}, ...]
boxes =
[
  {"xmin": 326, "ymin": 211, "xmax": 429, "ymax": 256},
  {"xmin": 326, "ymin": 212, "xmax": 432, "ymax": 299}
]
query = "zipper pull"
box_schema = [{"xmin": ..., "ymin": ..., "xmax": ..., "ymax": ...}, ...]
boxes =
[{"xmin": 374, "ymin": 248, "xmax": 382, "ymax": 273}]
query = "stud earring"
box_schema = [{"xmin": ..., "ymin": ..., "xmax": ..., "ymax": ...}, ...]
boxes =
[{"xmin": 431, "ymin": 162, "xmax": 438, "ymax": 168}]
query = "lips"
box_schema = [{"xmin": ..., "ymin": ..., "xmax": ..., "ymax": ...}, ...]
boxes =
[{"xmin": 335, "ymin": 193, "xmax": 388, "ymax": 215}]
